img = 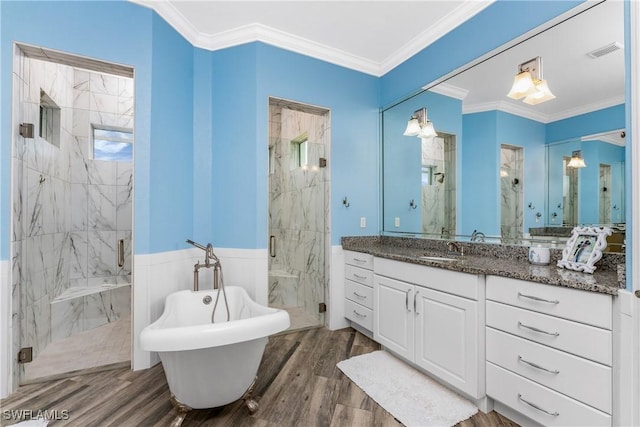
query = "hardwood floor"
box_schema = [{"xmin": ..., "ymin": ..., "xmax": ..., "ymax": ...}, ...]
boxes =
[{"xmin": 1, "ymin": 327, "xmax": 519, "ymax": 427}]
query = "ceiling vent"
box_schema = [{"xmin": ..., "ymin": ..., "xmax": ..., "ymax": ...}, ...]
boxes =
[{"xmin": 587, "ymin": 42, "xmax": 623, "ymax": 59}]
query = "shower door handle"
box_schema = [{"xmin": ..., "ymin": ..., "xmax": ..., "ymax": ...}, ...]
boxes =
[
  {"xmin": 118, "ymin": 239, "xmax": 125, "ymax": 267},
  {"xmin": 269, "ymin": 235, "xmax": 276, "ymax": 258}
]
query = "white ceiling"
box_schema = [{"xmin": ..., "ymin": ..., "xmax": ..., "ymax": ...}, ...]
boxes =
[
  {"xmin": 130, "ymin": 0, "xmax": 493, "ymax": 76},
  {"xmin": 131, "ymin": 0, "xmax": 625, "ymax": 123}
]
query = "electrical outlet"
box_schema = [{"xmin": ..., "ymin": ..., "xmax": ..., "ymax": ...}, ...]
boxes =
[
  {"xmin": 360, "ymin": 217, "xmax": 366, "ymax": 228},
  {"xmin": 395, "ymin": 217, "xmax": 400, "ymax": 227}
]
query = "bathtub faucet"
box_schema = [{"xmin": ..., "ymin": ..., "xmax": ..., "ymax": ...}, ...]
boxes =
[{"xmin": 187, "ymin": 239, "xmax": 221, "ymax": 291}]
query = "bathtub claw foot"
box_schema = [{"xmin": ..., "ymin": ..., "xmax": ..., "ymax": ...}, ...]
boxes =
[
  {"xmin": 242, "ymin": 377, "xmax": 259, "ymax": 414},
  {"xmin": 170, "ymin": 393, "xmax": 192, "ymax": 427}
]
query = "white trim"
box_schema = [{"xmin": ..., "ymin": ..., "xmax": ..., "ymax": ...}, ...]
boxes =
[
  {"xmin": 462, "ymin": 95, "xmax": 625, "ymax": 124},
  {"xmin": 0, "ymin": 260, "xmax": 10, "ymax": 399},
  {"xmin": 129, "ymin": 0, "xmax": 493, "ymax": 77},
  {"xmin": 629, "ymin": 1, "xmax": 640, "ymax": 426},
  {"xmin": 378, "ymin": 1, "xmax": 495, "ymax": 76},
  {"xmin": 581, "ymin": 129, "xmax": 625, "ymax": 147},
  {"xmin": 463, "ymin": 100, "xmax": 548, "ymax": 123},
  {"xmin": 329, "ymin": 245, "xmax": 349, "ymax": 331},
  {"xmin": 429, "ymin": 82, "xmax": 469, "ymax": 101}
]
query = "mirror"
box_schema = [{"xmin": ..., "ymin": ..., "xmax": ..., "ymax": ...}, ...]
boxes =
[{"xmin": 381, "ymin": 0, "xmax": 625, "ymax": 249}]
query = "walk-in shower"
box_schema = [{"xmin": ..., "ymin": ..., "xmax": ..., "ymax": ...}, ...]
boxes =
[
  {"xmin": 267, "ymin": 98, "xmax": 330, "ymax": 331},
  {"xmin": 10, "ymin": 44, "xmax": 134, "ymax": 384}
]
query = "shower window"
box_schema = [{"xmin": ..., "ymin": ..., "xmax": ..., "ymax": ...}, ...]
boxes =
[
  {"xmin": 92, "ymin": 126, "xmax": 133, "ymax": 161},
  {"xmin": 40, "ymin": 89, "xmax": 61, "ymax": 147},
  {"xmin": 290, "ymin": 133, "xmax": 308, "ymax": 169}
]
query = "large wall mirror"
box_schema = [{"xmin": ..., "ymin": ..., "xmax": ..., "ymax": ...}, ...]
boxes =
[{"xmin": 382, "ymin": 0, "xmax": 625, "ymax": 251}]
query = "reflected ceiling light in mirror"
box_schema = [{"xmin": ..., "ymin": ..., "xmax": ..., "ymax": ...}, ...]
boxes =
[
  {"xmin": 403, "ymin": 107, "xmax": 437, "ymax": 139},
  {"xmin": 567, "ymin": 150, "xmax": 586, "ymax": 168},
  {"xmin": 506, "ymin": 56, "xmax": 555, "ymax": 105}
]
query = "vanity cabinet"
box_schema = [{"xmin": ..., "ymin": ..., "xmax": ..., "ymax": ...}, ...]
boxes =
[
  {"xmin": 373, "ymin": 257, "xmax": 483, "ymax": 399},
  {"xmin": 343, "ymin": 251, "xmax": 374, "ymax": 332},
  {"xmin": 486, "ymin": 276, "xmax": 613, "ymax": 426}
]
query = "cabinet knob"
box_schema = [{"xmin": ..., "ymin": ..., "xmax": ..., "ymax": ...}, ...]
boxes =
[{"xmin": 635, "ymin": 290, "xmax": 640, "ymax": 298}]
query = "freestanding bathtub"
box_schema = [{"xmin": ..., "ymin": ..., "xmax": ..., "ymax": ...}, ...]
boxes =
[{"xmin": 140, "ymin": 286, "xmax": 290, "ymax": 424}]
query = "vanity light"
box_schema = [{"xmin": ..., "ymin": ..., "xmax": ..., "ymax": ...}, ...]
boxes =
[
  {"xmin": 567, "ymin": 150, "xmax": 587, "ymax": 168},
  {"xmin": 403, "ymin": 108, "xmax": 437, "ymax": 139},
  {"xmin": 507, "ymin": 56, "xmax": 555, "ymax": 105}
]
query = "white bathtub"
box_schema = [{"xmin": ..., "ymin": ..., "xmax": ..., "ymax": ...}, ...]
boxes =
[{"xmin": 140, "ymin": 286, "xmax": 290, "ymax": 410}]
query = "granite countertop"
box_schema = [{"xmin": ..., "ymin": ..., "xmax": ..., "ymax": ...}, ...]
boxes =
[{"xmin": 342, "ymin": 236, "xmax": 623, "ymax": 296}]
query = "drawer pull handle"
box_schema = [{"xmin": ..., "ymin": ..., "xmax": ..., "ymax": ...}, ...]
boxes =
[
  {"xmin": 353, "ymin": 258, "xmax": 368, "ymax": 263},
  {"xmin": 353, "ymin": 310, "xmax": 367, "ymax": 318},
  {"xmin": 518, "ymin": 356, "xmax": 560, "ymax": 375},
  {"xmin": 517, "ymin": 393, "xmax": 559, "ymax": 417},
  {"xmin": 405, "ymin": 289, "xmax": 411, "ymax": 312},
  {"xmin": 353, "ymin": 273, "xmax": 367, "ymax": 280},
  {"xmin": 518, "ymin": 321, "xmax": 559, "ymax": 337},
  {"xmin": 353, "ymin": 292, "xmax": 367, "ymax": 299},
  {"xmin": 518, "ymin": 292, "xmax": 559, "ymax": 304},
  {"xmin": 414, "ymin": 291, "xmax": 419, "ymax": 314}
]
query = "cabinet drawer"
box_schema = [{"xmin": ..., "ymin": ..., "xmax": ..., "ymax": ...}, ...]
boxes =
[
  {"xmin": 487, "ymin": 276, "xmax": 612, "ymax": 329},
  {"xmin": 487, "ymin": 362, "xmax": 611, "ymax": 427},
  {"xmin": 344, "ymin": 250, "xmax": 373, "ymax": 270},
  {"xmin": 345, "ymin": 264, "xmax": 373, "ymax": 287},
  {"xmin": 374, "ymin": 257, "xmax": 478, "ymax": 300},
  {"xmin": 487, "ymin": 327, "xmax": 611, "ymax": 414},
  {"xmin": 345, "ymin": 299, "xmax": 373, "ymax": 331},
  {"xmin": 486, "ymin": 301, "xmax": 612, "ymax": 365},
  {"xmin": 345, "ymin": 280, "xmax": 373, "ymax": 309}
]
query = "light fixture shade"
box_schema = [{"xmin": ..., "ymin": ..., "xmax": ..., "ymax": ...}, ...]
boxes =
[
  {"xmin": 567, "ymin": 150, "xmax": 586, "ymax": 168},
  {"xmin": 419, "ymin": 121, "xmax": 437, "ymax": 138},
  {"xmin": 523, "ymin": 80, "xmax": 556, "ymax": 105},
  {"xmin": 403, "ymin": 118, "xmax": 421, "ymax": 136},
  {"xmin": 507, "ymin": 71, "xmax": 536, "ymax": 100}
]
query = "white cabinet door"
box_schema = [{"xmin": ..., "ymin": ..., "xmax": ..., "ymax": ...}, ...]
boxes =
[
  {"xmin": 414, "ymin": 288, "xmax": 479, "ymax": 397},
  {"xmin": 374, "ymin": 275, "xmax": 414, "ymax": 360}
]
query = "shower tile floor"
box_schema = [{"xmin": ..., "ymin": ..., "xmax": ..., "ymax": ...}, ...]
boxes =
[{"xmin": 23, "ymin": 315, "xmax": 131, "ymax": 382}]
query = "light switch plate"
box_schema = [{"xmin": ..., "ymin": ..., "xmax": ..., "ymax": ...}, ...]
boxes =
[{"xmin": 360, "ymin": 217, "xmax": 366, "ymax": 228}]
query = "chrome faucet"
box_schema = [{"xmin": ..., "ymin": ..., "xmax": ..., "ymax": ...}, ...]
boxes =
[
  {"xmin": 446, "ymin": 241, "xmax": 464, "ymax": 256},
  {"xmin": 470, "ymin": 229, "xmax": 486, "ymax": 242},
  {"xmin": 187, "ymin": 239, "xmax": 221, "ymax": 291}
]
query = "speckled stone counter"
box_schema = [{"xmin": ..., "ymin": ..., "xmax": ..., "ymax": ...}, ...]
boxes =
[{"xmin": 341, "ymin": 236, "xmax": 624, "ymax": 295}]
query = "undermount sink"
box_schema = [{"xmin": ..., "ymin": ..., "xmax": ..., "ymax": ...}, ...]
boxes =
[{"xmin": 419, "ymin": 256, "xmax": 461, "ymax": 263}]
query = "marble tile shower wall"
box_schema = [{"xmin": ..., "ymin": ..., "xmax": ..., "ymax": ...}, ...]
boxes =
[
  {"xmin": 421, "ymin": 136, "xmax": 456, "ymax": 237},
  {"xmin": 268, "ymin": 106, "xmax": 328, "ymax": 321},
  {"xmin": 500, "ymin": 146, "xmax": 524, "ymax": 243},
  {"xmin": 10, "ymin": 51, "xmax": 133, "ymax": 369}
]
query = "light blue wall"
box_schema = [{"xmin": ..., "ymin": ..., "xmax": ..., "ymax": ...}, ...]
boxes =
[
  {"xmin": 382, "ymin": 91, "xmax": 463, "ymax": 233},
  {"xmin": 149, "ymin": 14, "xmax": 194, "ymax": 251},
  {"xmin": 208, "ymin": 42, "xmax": 379, "ymax": 248},
  {"xmin": 380, "ymin": 1, "xmax": 583, "ymax": 106},
  {"xmin": 461, "ymin": 111, "xmax": 500, "ymax": 235}
]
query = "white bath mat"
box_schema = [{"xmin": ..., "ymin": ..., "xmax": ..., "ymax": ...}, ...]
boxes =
[{"xmin": 337, "ymin": 350, "xmax": 478, "ymax": 427}]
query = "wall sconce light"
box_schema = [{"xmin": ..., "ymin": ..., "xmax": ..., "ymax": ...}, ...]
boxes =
[
  {"xmin": 403, "ymin": 108, "xmax": 437, "ymax": 139},
  {"xmin": 567, "ymin": 150, "xmax": 586, "ymax": 168},
  {"xmin": 506, "ymin": 56, "xmax": 556, "ymax": 105}
]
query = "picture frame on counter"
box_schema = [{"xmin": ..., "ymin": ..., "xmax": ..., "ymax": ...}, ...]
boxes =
[{"xmin": 557, "ymin": 226, "xmax": 612, "ymax": 274}]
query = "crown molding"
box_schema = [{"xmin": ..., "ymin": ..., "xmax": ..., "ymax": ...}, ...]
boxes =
[
  {"xmin": 545, "ymin": 95, "xmax": 626, "ymax": 123},
  {"xmin": 378, "ymin": 0, "xmax": 494, "ymax": 75},
  {"xmin": 463, "ymin": 93, "xmax": 625, "ymax": 124},
  {"xmin": 428, "ymin": 82, "xmax": 469, "ymax": 100},
  {"xmin": 463, "ymin": 101, "xmax": 549, "ymax": 123},
  {"xmin": 196, "ymin": 23, "xmax": 381, "ymax": 75},
  {"xmin": 130, "ymin": 0, "xmax": 493, "ymax": 77},
  {"xmin": 581, "ymin": 129, "xmax": 626, "ymax": 146}
]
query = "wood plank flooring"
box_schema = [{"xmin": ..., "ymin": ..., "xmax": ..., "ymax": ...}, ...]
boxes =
[{"xmin": 1, "ymin": 327, "xmax": 520, "ymax": 427}]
